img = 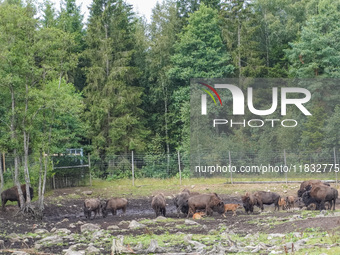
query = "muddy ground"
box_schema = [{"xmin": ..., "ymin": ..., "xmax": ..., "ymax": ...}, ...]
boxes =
[{"xmin": 0, "ymin": 188, "xmax": 339, "ymax": 254}]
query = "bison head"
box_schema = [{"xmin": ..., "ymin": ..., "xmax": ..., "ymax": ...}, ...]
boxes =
[
  {"xmin": 101, "ymin": 201, "xmax": 108, "ymax": 218},
  {"xmin": 213, "ymin": 201, "xmax": 225, "ymax": 215}
]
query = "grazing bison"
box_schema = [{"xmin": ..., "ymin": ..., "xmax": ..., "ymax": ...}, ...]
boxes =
[
  {"xmin": 151, "ymin": 193, "xmax": 166, "ymax": 217},
  {"xmin": 297, "ymin": 180, "xmax": 329, "ymax": 197},
  {"xmin": 187, "ymin": 193, "xmax": 224, "ymax": 218},
  {"xmin": 173, "ymin": 189, "xmax": 200, "ymax": 217},
  {"xmin": 241, "ymin": 192, "xmax": 260, "ymax": 214},
  {"xmin": 303, "ymin": 185, "xmax": 338, "ymax": 211},
  {"xmin": 84, "ymin": 198, "xmax": 101, "ymax": 219},
  {"xmin": 295, "ymin": 197, "xmax": 305, "ymax": 209},
  {"xmin": 254, "ymin": 191, "xmax": 280, "ymax": 211},
  {"xmin": 102, "ymin": 198, "xmax": 128, "ymax": 218},
  {"xmin": 1, "ymin": 184, "xmax": 34, "ymax": 211}
]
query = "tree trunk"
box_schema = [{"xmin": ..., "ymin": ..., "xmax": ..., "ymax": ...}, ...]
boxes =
[
  {"xmin": 238, "ymin": 22, "xmax": 241, "ymax": 78},
  {"xmin": 10, "ymin": 85, "xmax": 25, "ymax": 209},
  {"xmin": 38, "ymin": 151, "xmax": 43, "ymax": 210},
  {"xmin": 23, "ymin": 83, "xmax": 32, "ymax": 208},
  {"xmin": 0, "ymin": 151, "xmax": 3, "ymax": 194}
]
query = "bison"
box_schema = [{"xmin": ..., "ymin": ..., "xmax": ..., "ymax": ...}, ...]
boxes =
[
  {"xmin": 241, "ymin": 192, "xmax": 260, "ymax": 214},
  {"xmin": 84, "ymin": 198, "xmax": 102, "ymax": 219},
  {"xmin": 151, "ymin": 193, "xmax": 166, "ymax": 217},
  {"xmin": 278, "ymin": 197, "xmax": 286, "ymax": 210},
  {"xmin": 297, "ymin": 180, "xmax": 329, "ymax": 197},
  {"xmin": 102, "ymin": 198, "xmax": 127, "ymax": 218},
  {"xmin": 173, "ymin": 189, "xmax": 200, "ymax": 217},
  {"xmin": 187, "ymin": 193, "xmax": 224, "ymax": 218},
  {"xmin": 303, "ymin": 184, "xmax": 338, "ymax": 211},
  {"xmin": 223, "ymin": 203, "xmax": 241, "ymax": 217},
  {"xmin": 285, "ymin": 196, "xmax": 295, "ymax": 210},
  {"xmin": 253, "ymin": 191, "xmax": 280, "ymax": 211},
  {"xmin": 1, "ymin": 184, "xmax": 34, "ymax": 211}
]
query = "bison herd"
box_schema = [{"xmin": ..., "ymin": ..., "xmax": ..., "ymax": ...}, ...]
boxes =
[
  {"xmin": 0, "ymin": 180, "xmax": 338, "ymax": 220},
  {"xmin": 82, "ymin": 179, "xmax": 338, "ymax": 220}
]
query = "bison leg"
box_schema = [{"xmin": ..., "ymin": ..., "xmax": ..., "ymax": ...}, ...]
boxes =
[
  {"xmin": 2, "ymin": 199, "xmax": 7, "ymax": 211},
  {"xmin": 187, "ymin": 206, "xmax": 194, "ymax": 218}
]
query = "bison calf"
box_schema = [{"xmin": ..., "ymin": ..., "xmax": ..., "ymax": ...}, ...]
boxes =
[
  {"xmin": 84, "ymin": 198, "xmax": 102, "ymax": 219},
  {"xmin": 1, "ymin": 184, "xmax": 34, "ymax": 211},
  {"xmin": 278, "ymin": 197, "xmax": 286, "ymax": 210},
  {"xmin": 223, "ymin": 203, "xmax": 241, "ymax": 217},
  {"xmin": 285, "ymin": 196, "xmax": 295, "ymax": 210},
  {"xmin": 151, "ymin": 193, "xmax": 166, "ymax": 217},
  {"xmin": 102, "ymin": 198, "xmax": 127, "ymax": 218}
]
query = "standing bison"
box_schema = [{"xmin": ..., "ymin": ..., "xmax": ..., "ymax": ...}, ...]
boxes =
[
  {"xmin": 151, "ymin": 193, "xmax": 166, "ymax": 217},
  {"xmin": 173, "ymin": 189, "xmax": 200, "ymax": 217},
  {"xmin": 84, "ymin": 198, "xmax": 102, "ymax": 219},
  {"xmin": 254, "ymin": 191, "xmax": 280, "ymax": 211},
  {"xmin": 102, "ymin": 198, "xmax": 128, "ymax": 218},
  {"xmin": 297, "ymin": 180, "xmax": 329, "ymax": 197},
  {"xmin": 1, "ymin": 184, "xmax": 34, "ymax": 211},
  {"xmin": 187, "ymin": 193, "xmax": 224, "ymax": 218},
  {"xmin": 241, "ymin": 192, "xmax": 261, "ymax": 214},
  {"xmin": 302, "ymin": 184, "xmax": 338, "ymax": 211}
]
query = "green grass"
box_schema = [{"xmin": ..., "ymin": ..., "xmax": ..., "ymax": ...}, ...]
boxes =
[{"xmin": 82, "ymin": 177, "xmax": 311, "ymax": 198}]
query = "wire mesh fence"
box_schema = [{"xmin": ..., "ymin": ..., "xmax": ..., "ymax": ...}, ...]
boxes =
[{"xmin": 0, "ymin": 148, "xmax": 339, "ymax": 189}]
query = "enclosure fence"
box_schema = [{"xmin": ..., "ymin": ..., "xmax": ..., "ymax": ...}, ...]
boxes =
[{"xmin": 0, "ymin": 149, "xmax": 339, "ymax": 189}]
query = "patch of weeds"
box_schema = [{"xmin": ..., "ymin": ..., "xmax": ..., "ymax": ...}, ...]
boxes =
[
  {"xmin": 124, "ymin": 232, "xmax": 186, "ymax": 249},
  {"xmin": 139, "ymin": 219, "xmax": 156, "ymax": 225},
  {"xmin": 175, "ymin": 224, "xmax": 200, "ymax": 230},
  {"xmin": 327, "ymin": 228, "xmax": 340, "ymax": 244},
  {"xmin": 304, "ymin": 227, "xmax": 321, "ymax": 233},
  {"xmin": 296, "ymin": 246, "xmax": 340, "ymax": 255}
]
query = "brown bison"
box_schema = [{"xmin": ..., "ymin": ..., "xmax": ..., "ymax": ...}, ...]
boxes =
[
  {"xmin": 278, "ymin": 197, "xmax": 286, "ymax": 210},
  {"xmin": 241, "ymin": 192, "xmax": 261, "ymax": 214},
  {"xmin": 173, "ymin": 189, "xmax": 200, "ymax": 217},
  {"xmin": 297, "ymin": 180, "xmax": 329, "ymax": 197},
  {"xmin": 187, "ymin": 193, "xmax": 224, "ymax": 218},
  {"xmin": 102, "ymin": 198, "xmax": 128, "ymax": 218},
  {"xmin": 254, "ymin": 191, "xmax": 280, "ymax": 211},
  {"xmin": 151, "ymin": 193, "xmax": 166, "ymax": 217},
  {"xmin": 1, "ymin": 184, "xmax": 34, "ymax": 211},
  {"xmin": 84, "ymin": 198, "xmax": 102, "ymax": 219},
  {"xmin": 223, "ymin": 203, "xmax": 241, "ymax": 217},
  {"xmin": 285, "ymin": 196, "xmax": 295, "ymax": 210},
  {"xmin": 303, "ymin": 184, "xmax": 338, "ymax": 211}
]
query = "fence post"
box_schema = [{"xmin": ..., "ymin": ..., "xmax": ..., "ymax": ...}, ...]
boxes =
[
  {"xmin": 284, "ymin": 149, "xmax": 287, "ymax": 184},
  {"xmin": 178, "ymin": 151, "xmax": 182, "ymax": 185},
  {"xmin": 229, "ymin": 151, "xmax": 233, "ymax": 184},
  {"xmin": 334, "ymin": 148, "xmax": 338, "ymax": 188},
  {"xmin": 88, "ymin": 154, "xmax": 92, "ymax": 187},
  {"xmin": 131, "ymin": 151, "xmax": 135, "ymax": 187}
]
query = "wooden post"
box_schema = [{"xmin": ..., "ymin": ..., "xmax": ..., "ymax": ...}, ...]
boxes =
[
  {"xmin": 334, "ymin": 148, "xmax": 338, "ymax": 188},
  {"xmin": 88, "ymin": 154, "xmax": 92, "ymax": 186},
  {"xmin": 178, "ymin": 151, "xmax": 182, "ymax": 185},
  {"xmin": 52, "ymin": 161, "xmax": 55, "ymax": 189},
  {"xmin": 284, "ymin": 149, "xmax": 287, "ymax": 184},
  {"xmin": 229, "ymin": 151, "xmax": 233, "ymax": 184},
  {"xmin": 131, "ymin": 151, "xmax": 135, "ymax": 187}
]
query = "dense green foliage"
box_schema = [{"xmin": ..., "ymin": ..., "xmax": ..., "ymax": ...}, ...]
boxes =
[{"xmin": 0, "ymin": 0, "xmax": 339, "ymax": 180}]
